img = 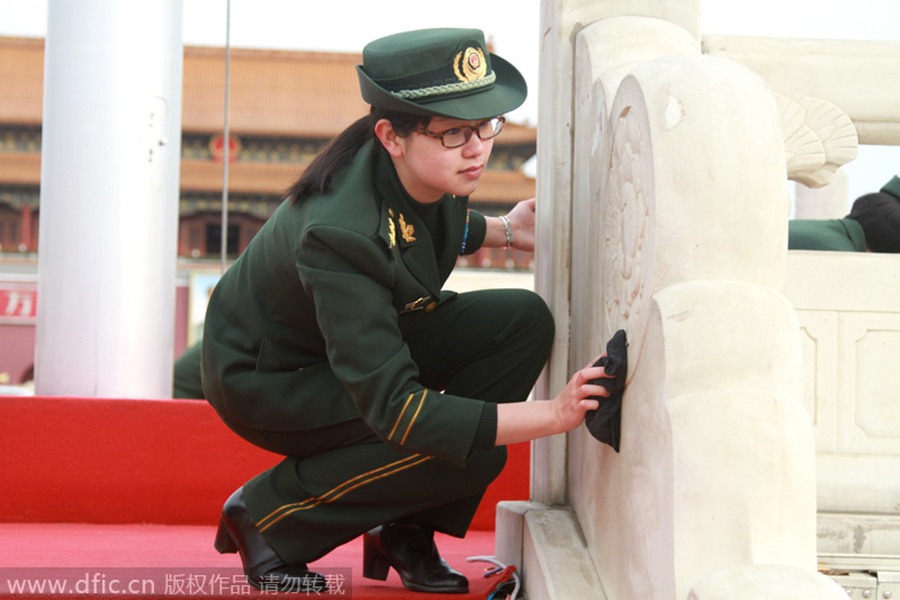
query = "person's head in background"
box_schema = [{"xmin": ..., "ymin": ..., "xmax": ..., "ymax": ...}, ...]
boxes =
[{"xmin": 848, "ymin": 175, "xmax": 900, "ymax": 252}]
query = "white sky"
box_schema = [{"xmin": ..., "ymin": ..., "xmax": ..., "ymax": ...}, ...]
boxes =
[{"xmin": 1, "ymin": 0, "xmax": 898, "ymax": 205}]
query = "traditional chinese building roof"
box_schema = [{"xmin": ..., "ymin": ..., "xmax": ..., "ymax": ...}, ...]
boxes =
[
  {"xmin": 0, "ymin": 36, "xmax": 536, "ymax": 261},
  {"xmin": 0, "ymin": 37, "xmax": 535, "ymax": 159}
]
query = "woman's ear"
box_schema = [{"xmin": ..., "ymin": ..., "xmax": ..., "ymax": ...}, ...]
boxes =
[{"xmin": 374, "ymin": 118, "xmax": 404, "ymax": 158}]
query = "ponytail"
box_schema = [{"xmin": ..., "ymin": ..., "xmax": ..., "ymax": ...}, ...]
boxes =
[{"xmin": 288, "ymin": 108, "xmax": 429, "ymax": 204}]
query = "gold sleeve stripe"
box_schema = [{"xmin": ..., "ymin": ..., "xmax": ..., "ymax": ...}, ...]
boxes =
[
  {"xmin": 400, "ymin": 390, "xmax": 427, "ymax": 445},
  {"xmin": 257, "ymin": 453, "xmax": 434, "ymax": 533},
  {"xmin": 388, "ymin": 393, "xmax": 415, "ymax": 442}
]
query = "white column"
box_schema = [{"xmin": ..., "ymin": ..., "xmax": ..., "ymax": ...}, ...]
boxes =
[{"xmin": 36, "ymin": 0, "xmax": 184, "ymax": 397}]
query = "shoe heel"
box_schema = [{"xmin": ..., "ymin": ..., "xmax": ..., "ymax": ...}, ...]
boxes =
[
  {"xmin": 362, "ymin": 538, "xmax": 390, "ymax": 581},
  {"xmin": 214, "ymin": 518, "xmax": 238, "ymax": 554}
]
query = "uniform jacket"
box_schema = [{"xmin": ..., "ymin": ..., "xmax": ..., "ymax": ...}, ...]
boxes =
[
  {"xmin": 788, "ymin": 218, "xmax": 866, "ymax": 252},
  {"xmin": 202, "ymin": 140, "xmax": 489, "ymax": 467}
]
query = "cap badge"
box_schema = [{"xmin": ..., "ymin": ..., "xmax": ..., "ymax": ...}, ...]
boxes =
[{"xmin": 453, "ymin": 47, "xmax": 487, "ymax": 83}]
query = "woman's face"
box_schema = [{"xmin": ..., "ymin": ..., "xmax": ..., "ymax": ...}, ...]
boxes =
[{"xmin": 378, "ymin": 116, "xmax": 495, "ymax": 204}]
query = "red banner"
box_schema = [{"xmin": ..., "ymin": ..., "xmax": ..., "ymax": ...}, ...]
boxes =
[{"xmin": 0, "ymin": 283, "xmax": 37, "ymax": 323}]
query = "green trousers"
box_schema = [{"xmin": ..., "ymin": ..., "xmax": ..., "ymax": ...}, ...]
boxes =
[{"xmin": 231, "ymin": 288, "xmax": 554, "ymax": 565}]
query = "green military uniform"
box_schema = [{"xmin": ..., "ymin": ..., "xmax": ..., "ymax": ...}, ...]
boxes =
[
  {"xmin": 788, "ymin": 218, "xmax": 867, "ymax": 252},
  {"xmin": 202, "ymin": 140, "xmax": 553, "ymax": 565}
]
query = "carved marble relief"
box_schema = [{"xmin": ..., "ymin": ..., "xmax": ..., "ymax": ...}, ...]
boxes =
[
  {"xmin": 603, "ymin": 103, "xmax": 649, "ymax": 334},
  {"xmin": 777, "ymin": 93, "xmax": 858, "ymax": 188}
]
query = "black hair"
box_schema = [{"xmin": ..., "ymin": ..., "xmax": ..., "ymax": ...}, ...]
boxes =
[
  {"xmin": 287, "ymin": 107, "xmax": 430, "ymax": 204},
  {"xmin": 847, "ymin": 192, "xmax": 900, "ymax": 253}
]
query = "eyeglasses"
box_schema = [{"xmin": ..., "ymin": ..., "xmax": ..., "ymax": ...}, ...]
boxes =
[{"xmin": 419, "ymin": 116, "xmax": 505, "ymax": 148}]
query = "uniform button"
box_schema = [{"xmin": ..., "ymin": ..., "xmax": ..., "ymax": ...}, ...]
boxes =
[{"xmin": 425, "ymin": 301, "xmax": 438, "ymax": 313}]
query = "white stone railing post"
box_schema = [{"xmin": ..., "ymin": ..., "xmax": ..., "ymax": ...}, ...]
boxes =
[{"xmin": 507, "ymin": 3, "xmax": 855, "ymax": 597}]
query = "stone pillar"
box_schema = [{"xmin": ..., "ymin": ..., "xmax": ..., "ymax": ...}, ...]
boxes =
[
  {"xmin": 532, "ymin": 0, "xmax": 702, "ymax": 506},
  {"xmin": 506, "ymin": 6, "xmax": 847, "ymax": 598},
  {"xmin": 35, "ymin": 0, "xmax": 183, "ymax": 397},
  {"xmin": 569, "ymin": 40, "xmax": 822, "ymax": 597}
]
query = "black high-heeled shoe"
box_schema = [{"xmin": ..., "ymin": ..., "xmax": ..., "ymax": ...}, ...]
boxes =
[
  {"xmin": 215, "ymin": 488, "xmax": 327, "ymax": 593},
  {"xmin": 362, "ymin": 522, "xmax": 468, "ymax": 594}
]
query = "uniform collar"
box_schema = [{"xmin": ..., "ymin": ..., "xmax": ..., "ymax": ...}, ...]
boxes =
[{"xmin": 372, "ymin": 145, "xmax": 446, "ymax": 296}]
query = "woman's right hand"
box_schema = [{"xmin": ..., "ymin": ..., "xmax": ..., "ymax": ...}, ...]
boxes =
[
  {"xmin": 549, "ymin": 355, "xmax": 612, "ymax": 434},
  {"xmin": 494, "ymin": 356, "xmax": 618, "ymax": 446}
]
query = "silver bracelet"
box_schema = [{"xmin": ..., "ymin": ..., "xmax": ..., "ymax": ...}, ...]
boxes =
[{"xmin": 499, "ymin": 215, "xmax": 514, "ymax": 249}]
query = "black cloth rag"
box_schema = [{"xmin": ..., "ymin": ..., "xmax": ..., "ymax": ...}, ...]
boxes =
[{"xmin": 584, "ymin": 329, "xmax": 627, "ymax": 452}]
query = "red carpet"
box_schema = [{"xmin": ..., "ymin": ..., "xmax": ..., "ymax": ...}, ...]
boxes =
[
  {"xmin": 0, "ymin": 523, "xmax": 509, "ymax": 599},
  {"xmin": 0, "ymin": 396, "xmax": 527, "ymax": 599},
  {"xmin": 0, "ymin": 396, "xmax": 529, "ymax": 530}
]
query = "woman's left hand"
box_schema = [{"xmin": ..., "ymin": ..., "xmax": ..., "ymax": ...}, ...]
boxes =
[{"xmin": 506, "ymin": 198, "xmax": 535, "ymax": 251}]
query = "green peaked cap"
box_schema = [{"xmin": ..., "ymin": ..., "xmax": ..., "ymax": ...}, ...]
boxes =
[{"xmin": 356, "ymin": 28, "xmax": 527, "ymax": 121}]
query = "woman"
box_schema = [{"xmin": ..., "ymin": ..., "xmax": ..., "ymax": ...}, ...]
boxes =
[{"xmin": 203, "ymin": 27, "xmax": 613, "ymax": 594}]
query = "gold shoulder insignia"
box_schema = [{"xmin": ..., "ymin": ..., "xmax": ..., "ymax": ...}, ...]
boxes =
[
  {"xmin": 398, "ymin": 213, "xmax": 416, "ymax": 243},
  {"xmin": 387, "ymin": 208, "xmax": 397, "ymax": 249}
]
